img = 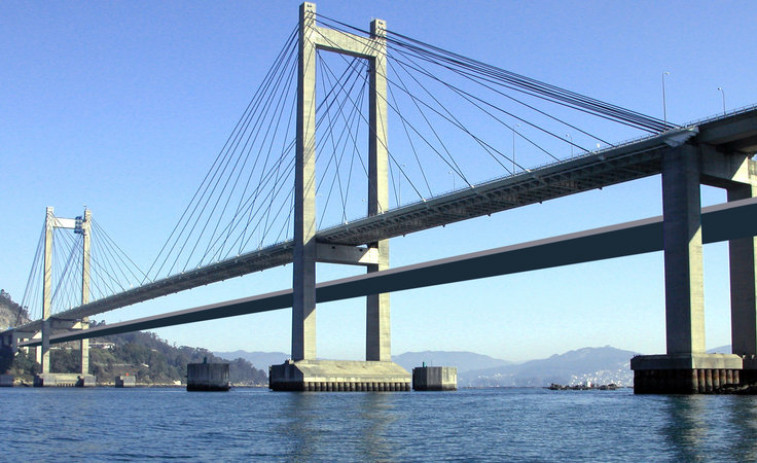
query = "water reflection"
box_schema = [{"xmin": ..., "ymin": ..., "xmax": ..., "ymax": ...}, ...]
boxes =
[
  {"xmin": 723, "ymin": 396, "xmax": 757, "ymax": 460},
  {"xmin": 280, "ymin": 392, "xmax": 320, "ymax": 461},
  {"xmin": 660, "ymin": 395, "xmax": 757, "ymax": 462},
  {"xmin": 662, "ymin": 396, "xmax": 708, "ymax": 462},
  {"xmin": 355, "ymin": 392, "xmax": 397, "ymax": 462},
  {"xmin": 276, "ymin": 392, "xmax": 399, "ymax": 462}
]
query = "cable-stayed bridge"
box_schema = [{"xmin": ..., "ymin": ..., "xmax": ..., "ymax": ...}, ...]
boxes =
[{"xmin": 3, "ymin": 2, "xmax": 757, "ymax": 393}]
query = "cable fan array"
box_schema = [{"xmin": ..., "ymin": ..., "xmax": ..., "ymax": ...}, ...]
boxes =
[
  {"xmin": 135, "ymin": 13, "xmax": 676, "ymax": 283},
  {"xmin": 19, "ymin": 215, "xmax": 146, "ymax": 324}
]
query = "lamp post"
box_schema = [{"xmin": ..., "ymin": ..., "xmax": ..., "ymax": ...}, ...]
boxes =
[
  {"xmin": 565, "ymin": 133, "xmax": 573, "ymax": 157},
  {"xmin": 718, "ymin": 87, "xmax": 726, "ymax": 116},
  {"xmin": 662, "ymin": 71, "xmax": 670, "ymax": 127}
]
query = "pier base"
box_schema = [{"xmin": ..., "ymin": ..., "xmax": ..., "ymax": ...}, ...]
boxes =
[
  {"xmin": 412, "ymin": 366, "xmax": 457, "ymax": 391},
  {"xmin": 269, "ymin": 360, "xmax": 410, "ymax": 391},
  {"xmin": 34, "ymin": 373, "xmax": 95, "ymax": 387},
  {"xmin": 631, "ymin": 354, "xmax": 742, "ymax": 394},
  {"xmin": 741, "ymin": 357, "xmax": 757, "ymax": 385},
  {"xmin": 0, "ymin": 374, "xmax": 13, "ymax": 387},
  {"xmin": 187, "ymin": 362, "xmax": 230, "ymax": 391},
  {"xmin": 115, "ymin": 375, "xmax": 136, "ymax": 388}
]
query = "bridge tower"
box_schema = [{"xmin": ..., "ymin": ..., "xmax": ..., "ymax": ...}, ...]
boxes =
[
  {"xmin": 632, "ymin": 142, "xmax": 757, "ymax": 393},
  {"xmin": 34, "ymin": 206, "xmax": 95, "ymax": 387},
  {"xmin": 270, "ymin": 2, "xmax": 409, "ymax": 391}
]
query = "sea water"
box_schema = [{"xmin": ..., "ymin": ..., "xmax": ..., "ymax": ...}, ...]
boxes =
[{"xmin": 3, "ymin": 387, "xmax": 757, "ymax": 462}]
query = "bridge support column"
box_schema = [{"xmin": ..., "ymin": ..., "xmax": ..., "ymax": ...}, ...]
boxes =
[
  {"xmin": 40, "ymin": 207, "xmax": 54, "ymax": 374},
  {"xmin": 632, "ymin": 145, "xmax": 743, "ymax": 393},
  {"xmin": 79, "ymin": 209, "xmax": 92, "ymax": 377},
  {"xmin": 728, "ymin": 182, "xmax": 757, "ymax": 381},
  {"xmin": 291, "ymin": 1, "xmax": 318, "ymax": 362},
  {"xmin": 662, "ymin": 145, "xmax": 705, "ymax": 356},
  {"xmin": 366, "ymin": 18, "xmax": 391, "ymax": 362}
]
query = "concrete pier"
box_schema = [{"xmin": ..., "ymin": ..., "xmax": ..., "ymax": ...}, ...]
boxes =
[
  {"xmin": 0, "ymin": 374, "xmax": 13, "ymax": 387},
  {"xmin": 34, "ymin": 373, "xmax": 95, "ymax": 387},
  {"xmin": 269, "ymin": 360, "xmax": 410, "ymax": 392},
  {"xmin": 186, "ymin": 362, "xmax": 230, "ymax": 391},
  {"xmin": 115, "ymin": 375, "xmax": 136, "ymax": 388},
  {"xmin": 412, "ymin": 366, "xmax": 457, "ymax": 391},
  {"xmin": 631, "ymin": 354, "xmax": 742, "ymax": 393},
  {"xmin": 282, "ymin": 3, "xmax": 402, "ymax": 390},
  {"xmin": 632, "ymin": 147, "xmax": 757, "ymax": 394}
]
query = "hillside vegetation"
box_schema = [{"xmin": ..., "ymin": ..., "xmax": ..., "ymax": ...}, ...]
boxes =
[
  {"xmin": 0, "ymin": 290, "xmax": 30, "ymax": 329},
  {"xmin": 0, "ymin": 293, "xmax": 267, "ymax": 386}
]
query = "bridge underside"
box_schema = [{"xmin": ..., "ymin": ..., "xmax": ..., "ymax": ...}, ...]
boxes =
[
  {"xmin": 18, "ymin": 196, "xmax": 757, "ymax": 348},
  {"xmin": 8, "ymin": 109, "xmax": 754, "ymax": 337},
  {"xmin": 4, "ymin": 127, "xmax": 698, "ymax": 334}
]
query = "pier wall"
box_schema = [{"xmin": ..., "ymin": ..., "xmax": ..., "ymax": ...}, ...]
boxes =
[{"xmin": 187, "ymin": 363, "xmax": 230, "ymax": 391}]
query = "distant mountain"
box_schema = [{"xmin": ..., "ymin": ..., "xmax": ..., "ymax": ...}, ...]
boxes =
[
  {"xmin": 461, "ymin": 346, "xmax": 639, "ymax": 388},
  {"xmin": 392, "ymin": 351, "xmax": 511, "ymax": 374},
  {"xmin": 212, "ymin": 350, "xmax": 509, "ymax": 374},
  {"xmin": 214, "ymin": 346, "xmax": 638, "ymax": 387},
  {"xmin": 214, "ymin": 350, "xmax": 288, "ymax": 369},
  {"xmin": 708, "ymin": 345, "xmax": 732, "ymax": 354}
]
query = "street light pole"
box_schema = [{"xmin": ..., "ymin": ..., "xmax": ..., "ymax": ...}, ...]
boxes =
[
  {"xmin": 662, "ymin": 71, "xmax": 670, "ymax": 127},
  {"xmin": 718, "ymin": 87, "xmax": 726, "ymax": 116},
  {"xmin": 565, "ymin": 133, "xmax": 573, "ymax": 157}
]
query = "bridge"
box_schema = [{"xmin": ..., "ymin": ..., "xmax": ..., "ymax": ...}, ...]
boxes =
[{"xmin": 3, "ymin": 3, "xmax": 757, "ymax": 393}]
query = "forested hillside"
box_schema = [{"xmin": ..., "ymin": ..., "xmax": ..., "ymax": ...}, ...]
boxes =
[
  {"xmin": 83, "ymin": 326, "xmax": 268, "ymax": 385},
  {"xmin": 0, "ymin": 289, "xmax": 30, "ymax": 329},
  {"xmin": 1, "ymin": 292, "xmax": 267, "ymax": 385}
]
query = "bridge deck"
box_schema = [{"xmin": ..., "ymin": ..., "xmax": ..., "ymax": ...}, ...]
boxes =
[
  {"xmin": 7, "ymin": 108, "xmax": 757, "ymax": 334},
  {"xmin": 21, "ymin": 195, "xmax": 757, "ymax": 347}
]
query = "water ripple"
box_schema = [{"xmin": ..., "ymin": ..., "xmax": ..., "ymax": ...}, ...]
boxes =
[{"xmin": 2, "ymin": 387, "xmax": 756, "ymax": 462}]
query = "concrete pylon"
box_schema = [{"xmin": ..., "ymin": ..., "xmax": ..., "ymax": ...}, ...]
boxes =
[
  {"xmin": 365, "ymin": 17, "xmax": 390, "ymax": 362},
  {"xmin": 273, "ymin": 2, "xmax": 409, "ymax": 390},
  {"xmin": 729, "ymin": 183, "xmax": 757, "ymax": 355},
  {"xmin": 79, "ymin": 209, "xmax": 92, "ymax": 376},
  {"xmin": 40, "ymin": 207, "xmax": 54, "ymax": 374},
  {"xmin": 292, "ymin": 2, "xmax": 392, "ymax": 362},
  {"xmin": 292, "ymin": 1, "xmax": 318, "ymax": 361},
  {"xmin": 631, "ymin": 145, "xmax": 744, "ymax": 393},
  {"xmin": 662, "ymin": 144, "xmax": 705, "ymax": 355},
  {"xmin": 35, "ymin": 207, "xmax": 96, "ymax": 387},
  {"xmin": 728, "ymin": 178, "xmax": 757, "ymax": 385}
]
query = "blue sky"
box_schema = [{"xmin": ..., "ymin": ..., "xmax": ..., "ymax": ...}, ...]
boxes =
[{"xmin": 1, "ymin": 1, "xmax": 756, "ymax": 361}]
